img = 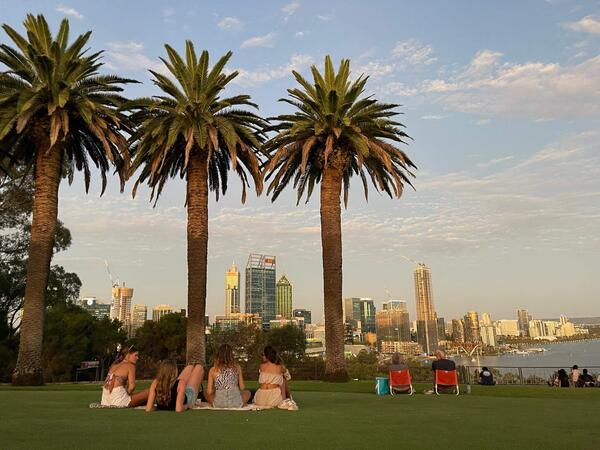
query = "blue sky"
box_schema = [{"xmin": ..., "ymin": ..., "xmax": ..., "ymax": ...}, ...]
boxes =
[{"xmin": 2, "ymin": 0, "xmax": 599, "ymax": 323}]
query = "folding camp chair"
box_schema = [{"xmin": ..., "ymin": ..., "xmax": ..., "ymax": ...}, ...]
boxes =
[
  {"xmin": 434, "ymin": 369, "xmax": 460, "ymax": 395},
  {"xmin": 389, "ymin": 369, "xmax": 414, "ymax": 395}
]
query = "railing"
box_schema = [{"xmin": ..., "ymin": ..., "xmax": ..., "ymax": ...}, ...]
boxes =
[{"xmin": 460, "ymin": 365, "xmax": 600, "ymax": 385}]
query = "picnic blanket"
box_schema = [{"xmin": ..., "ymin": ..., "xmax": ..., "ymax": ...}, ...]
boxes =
[{"xmin": 88, "ymin": 401, "xmax": 256, "ymax": 411}]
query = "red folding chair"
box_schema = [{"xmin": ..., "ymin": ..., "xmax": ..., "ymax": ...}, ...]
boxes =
[
  {"xmin": 389, "ymin": 369, "xmax": 414, "ymax": 395},
  {"xmin": 435, "ymin": 369, "xmax": 460, "ymax": 395}
]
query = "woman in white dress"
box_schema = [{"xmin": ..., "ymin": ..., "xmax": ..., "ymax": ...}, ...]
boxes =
[
  {"xmin": 101, "ymin": 346, "xmax": 148, "ymax": 407},
  {"xmin": 253, "ymin": 346, "xmax": 292, "ymax": 408}
]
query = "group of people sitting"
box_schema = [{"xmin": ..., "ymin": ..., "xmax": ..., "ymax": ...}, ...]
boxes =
[
  {"xmin": 551, "ymin": 365, "xmax": 597, "ymax": 388},
  {"xmin": 101, "ymin": 344, "xmax": 295, "ymax": 412}
]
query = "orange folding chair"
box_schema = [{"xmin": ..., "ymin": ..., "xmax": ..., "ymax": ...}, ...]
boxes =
[
  {"xmin": 434, "ymin": 369, "xmax": 460, "ymax": 395},
  {"xmin": 389, "ymin": 369, "xmax": 414, "ymax": 395}
]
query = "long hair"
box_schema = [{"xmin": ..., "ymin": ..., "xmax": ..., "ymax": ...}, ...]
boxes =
[
  {"xmin": 214, "ymin": 343, "xmax": 235, "ymax": 370},
  {"xmin": 155, "ymin": 361, "xmax": 178, "ymax": 406},
  {"xmin": 116, "ymin": 345, "xmax": 138, "ymax": 363},
  {"xmin": 263, "ymin": 345, "xmax": 282, "ymax": 365}
]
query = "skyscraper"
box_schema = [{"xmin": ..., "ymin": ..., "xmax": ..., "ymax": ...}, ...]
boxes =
[
  {"xmin": 276, "ymin": 275, "xmax": 292, "ymax": 319},
  {"xmin": 344, "ymin": 297, "xmax": 376, "ymax": 334},
  {"xmin": 414, "ymin": 263, "xmax": 438, "ymax": 354},
  {"xmin": 152, "ymin": 304, "xmax": 173, "ymax": 321},
  {"xmin": 481, "ymin": 312, "xmax": 492, "ymax": 326},
  {"xmin": 245, "ymin": 253, "xmax": 276, "ymax": 328},
  {"xmin": 225, "ymin": 261, "xmax": 240, "ymax": 316},
  {"xmin": 130, "ymin": 304, "xmax": 147, "ymax": 337},
  {"xmin": 517, "ymin": 309, "xmax": 531, "ymax": 337},
  {"xmin": 110, "ymin": 284, "xmax": 134, "ymax": 330},
  {"xmin": 293, "ymin": 308, "xmax": 312, "ymax": 325},
  {"xmin": 376, "ymin": 300, "xmax": 410, "ymax": 351},
  {"xmin": 452, "ymin": 319, "xmax": 465, "ymax": 342},
  {"xmin": 463, "ymin": 311, "xmax": 481, "ymax": 344}
]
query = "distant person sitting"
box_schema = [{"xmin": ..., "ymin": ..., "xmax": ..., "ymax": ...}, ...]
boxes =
[
  {"xmin": 557, "ymin": 369, "xmax": 570, "ymax": 388},
  {"xmin": 579, "ymin": 369, "xmax": 595, "ymax": 387},
  {"xmin": 570, "ymin": 365, "xmax": 580, "ymax": 387},
  {"xmin": 389, "ymin": 352, "xmax": 408, "ymax": 372},
  {"xmin": 478, "ymin": 367, "xmax": 496, "ymax": 385},
  {"xmin": 428, "ymin": 350, "xmax": 456, "ymax": 394},
  {"xmin": 388, "ymin": 353, "xmax": 412, "ymax": 394}
]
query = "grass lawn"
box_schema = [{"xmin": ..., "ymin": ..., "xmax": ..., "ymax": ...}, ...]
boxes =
[{"xmin": 1, "ymin": 381, "xmax": 599, "ymax": 449}]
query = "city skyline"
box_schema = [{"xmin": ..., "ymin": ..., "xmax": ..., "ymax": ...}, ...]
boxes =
[{"xmin": 9, "ymin": 0, "xmax": 597, "ymax": 323}]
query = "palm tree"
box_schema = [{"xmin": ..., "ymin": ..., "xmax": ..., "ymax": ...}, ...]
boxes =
[
  {"xmin": 264, "ymin": 56, "xmax": 415, "ymax": 380},
  {"xmin": 0, "ymin": 15, "xmax": 133, "ymax": 385},
  {"xmin": 129, "ymin": 41, "xmax": 266, "ymax": 365}
]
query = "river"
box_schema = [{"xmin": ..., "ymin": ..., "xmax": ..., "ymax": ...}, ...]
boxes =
[{"xmin": 451, "ymin": 339, "xmax": 600, "ymax": 368}]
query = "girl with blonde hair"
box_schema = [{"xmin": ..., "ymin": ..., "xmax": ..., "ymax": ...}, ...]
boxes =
[{"xmin": 146, "ymin": 361, "xmax": 203, "ymax": 412}]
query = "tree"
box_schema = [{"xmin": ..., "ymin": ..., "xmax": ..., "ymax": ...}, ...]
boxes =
[
  {"xmin": 266, "ymin": 325, "xmax": 306, "ymax": 362},
  {"xmin": 264, "ymin": 57, "xmax": 415, "ymax": 380},
  {"xmin": 129, "ymin": 41, "xmax": 267, "ymax": 364},
  {"xmin": 134, "ymin": 313, "xmax": 187, "ymax": 363},
  {"xmin": 0, "ymin": 15, "xmax": 134, "ymax": 384}
]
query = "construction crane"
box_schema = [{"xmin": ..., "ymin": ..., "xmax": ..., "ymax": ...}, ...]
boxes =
[
  {"xmin": 400, "ymin": 255, "xmax": 419, "ymax": 265},
  {"xmin": 104, "ymin": 259, "xmax": 119, "ymax": 288}
]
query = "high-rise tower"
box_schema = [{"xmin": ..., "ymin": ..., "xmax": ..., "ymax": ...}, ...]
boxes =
[
  {"xmin": 276, "ymin": 275, "xmax": 292, "ymax": 319},
  {"xmin": 225, "ymin": 261, "xmax": 240, "ymax": 316},
  {"xmin": 245, "ymin": 254, "xmax": 276, "ymax": 328},
  {"xmin": 414, "ymin": 263, "xmax": 438, "ymax": 354},
  {"xmin": 110, "ymin": 284, "xmax": 134, "ymax": 330}
]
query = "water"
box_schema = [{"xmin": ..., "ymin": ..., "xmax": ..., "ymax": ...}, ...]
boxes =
[{"xmin": 452, "ymin": 339, "xmax": 600, "ymax": 368}]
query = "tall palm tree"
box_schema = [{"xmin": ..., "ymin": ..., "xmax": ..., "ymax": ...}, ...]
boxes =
[
  {"xmin": 0, "ymin": 15, "xmax": 133, "ymax": 385},
  {"xmin": 264, "ymin": 56, "xmax": 415, "ymax": 380},
  {"xmin": 129, "ymin": 41, "xmax": 266, "ymax": 365}
]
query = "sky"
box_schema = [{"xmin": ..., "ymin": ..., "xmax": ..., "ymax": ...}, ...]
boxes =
[{"xmin": 1, "ymin": 0, "xmax": 599, "ymax": 323}]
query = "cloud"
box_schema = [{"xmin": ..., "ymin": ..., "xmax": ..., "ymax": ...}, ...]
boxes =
[
  {"xmin": 217, "ymin": 17, "xmax": 243, "ymax": 31},
  {"xmin": 378, "ymin": 81, "xmax": 418, "ymax": 97},
  {"xmin": 392, "ymin": 39, "xmax": 437, "ymax": 66},
  {"xmin": 420, "ymin": 115, "xmax": 446, "ymax": 120},
  {"xmin": 282, "ymin": 2, "xmax": 300, "ymax": 21},
  {"xmin": 420, "ymin": 51, "xmax": 600, "ymax": 119},
  {"xmin": 475, "ymin": 119, "xmax": 491, "ymax": 125},
  {"xmin": 162, "ymin": 8, "xmax": 176, "ymax": 23},
  {"xmin": 563, "ymin": 15, "xmax": 600, "ymax": 35},
  {"xmin": 241, "ymin": 32, "xmax": 276, "ymax": 48},
  {"xmin": 104, "ymin": 42, "xmax": 164, "ymax": 73},
  {"xmin": 354, "ymin": 61, "xmax": 395, "ymax": 78},
  {"xmin": 56, "ymin": 3, "xmax": 83, "ymax": 19},
  {"xmin": 476, "ymin": 155, "xmax": 513, "ymax": 168},
  {"xmin": 233, "ymin": 53, "xmax": 313, "ymax": 86},
  {"xmin": 295, "ymin": 31, "xmax": 305, "ymax": 38},
  {"xmin": 317, "ymin": 14, "xmax": 333, "ymax": 21}
]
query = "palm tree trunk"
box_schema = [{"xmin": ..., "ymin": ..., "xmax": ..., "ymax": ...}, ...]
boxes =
[
  {"xmin": 12, "ymin": 144, "xmax": 62, "ymax": 385},
  {"xmin": 186, "ymin": 153, "xmax": 208, "ymax": 365},
  {"xmin": 320, "ymin": 168, "xmax": 348, "ymax": 381}
]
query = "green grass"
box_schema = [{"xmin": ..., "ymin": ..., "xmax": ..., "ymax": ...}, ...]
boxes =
[{"xmin": 1, "ymin": 382, "xmax": 599, "ymax": 449}]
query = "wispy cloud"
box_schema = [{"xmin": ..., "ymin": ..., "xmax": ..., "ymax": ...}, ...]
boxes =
[
  {"xmin": 563, "ymin": 15, "xmax": 600, "ymax": 35},
  {"xmin": 392, "ymin": 39, "xmax": 437, "ymax": 66},
  {"xmin": 233, "ymin": 53, "xmax": 313, "ymax": 86},
  {"xmin": 217, "ymin": 16, "xmax": 243, "ymax": 31},
  {"xmin": 282, "ymin": 2, "xmax": 300, "ymax": 21},
  {"xmin": 56, "ymin": 3, "xmax": 83, "ymax": 19},
  {"xmin": 420, "ymin": 115, "xmax": 447, "ymax": 120},
  {"xmin": 104, "ymin": 42, "xmax": 164, "ymax": 73},
  {"xmin": 241, "ymin": 32, "xmax": 276, "ymax": 48},
  {"xmin": 162, "ymin": 7, "xmax": 176, "ymax": 23},
  {"xmin": 317, "ymin": 14, "xmax": 333, "ymax": 22},
  {"xmin": 476, "ymin": 155, "xmax": 513, "ymax": 168},
  {"xmin": 295, "ymin": 31, "xmax": 305, "ymax": 38}
]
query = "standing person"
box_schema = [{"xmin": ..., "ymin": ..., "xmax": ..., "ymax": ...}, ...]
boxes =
[
  {"xmin": 205, "ymin": 344, "xmax": 251, "ymax": 408},
  {"xmin": 101, "ymin": 346, "xmax": 149, "ymax": 407},
  {"xmin": 146, "ymin": 362, "xmax": 204, "ymax": 412},
  {"xmin": 570, "ymin": 365, "xmax": 580, "ymax": 387},
  {"xmin": 254, "ymin": 346, "xmax": 293, "ymax": 408}
]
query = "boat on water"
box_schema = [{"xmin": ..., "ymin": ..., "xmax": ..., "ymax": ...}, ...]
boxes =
[{"xmin": 528, "ymin": 348, "xmax": 548, "ymax": 353}]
